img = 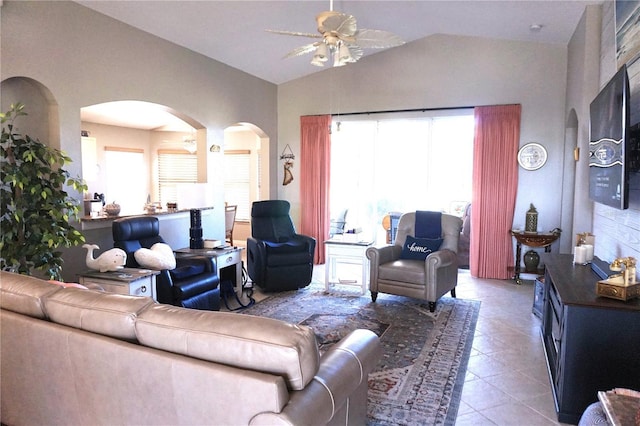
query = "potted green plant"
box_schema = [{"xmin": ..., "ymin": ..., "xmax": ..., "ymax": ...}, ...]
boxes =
[{"xmin": 0, "ymin": 103, "xmax": 87, "ymax": 280}]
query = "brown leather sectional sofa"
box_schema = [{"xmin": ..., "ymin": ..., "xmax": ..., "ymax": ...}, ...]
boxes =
[{"xmin": 0, "ymin": 271, "xmax": 381, "ymax": 425}]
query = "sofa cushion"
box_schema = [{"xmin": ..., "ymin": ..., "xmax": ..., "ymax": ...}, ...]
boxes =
[
  {"xmin": 0, "ymin": 271, "xmax": 61, "ymax": 319},
  {"xmin": 379, "ymin": 259, "xmax": 426, "ymax": 285},
  {"xmin": 43, "ymin": 288, "xmax": 155, "ymax": 341},
  {"xmin": 136, "ymin": 304, "xmax": 320, "ymax": 390},
  {"xmin": 400, "ymin": 236, "xmax": 443, "ymax": 260}
]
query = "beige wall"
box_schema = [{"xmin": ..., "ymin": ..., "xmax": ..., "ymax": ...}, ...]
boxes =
[
  {"xmin": 80, "ymin": 122, "xmax": 154, "ymax": 206},
  {"xmin": 79, "ymin": 121, "xmax": 201, "ymax": 213},
  {"xmin": 278, "ymin": 3, "xmax": 639, "ymax": 264},
  {"xmin": 1, "ymin": 0, "xmax": 278, "ymax": 280},
  {"xmin": 278, "ymin": 34, "xmax": 570, "ymax": 246},
  {"xmin": 564, "ymin": 5, "xmax": 603, "ymax": 252}
]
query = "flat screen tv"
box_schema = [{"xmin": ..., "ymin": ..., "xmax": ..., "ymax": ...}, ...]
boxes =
[{"xmin": 589, "ymin": 64, "xmax": 631, "ymax": 209}]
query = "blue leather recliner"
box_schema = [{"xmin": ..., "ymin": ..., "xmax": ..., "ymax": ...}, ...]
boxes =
[
  {"xmin": 247, "ymin": 200, "xmax": 316, "ymax": 292},
  {"xmin": 112, "ymin": 216, "xmax": 220, "ymax": 310}
]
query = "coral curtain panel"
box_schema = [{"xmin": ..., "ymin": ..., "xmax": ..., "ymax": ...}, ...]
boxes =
[
  {"xmin": 471, "ymin": 105, "xmax": 521, "ymax": 279},
  {"xmin": 300, "ymin": 115, "xmax": 331, "ymax": 264}
]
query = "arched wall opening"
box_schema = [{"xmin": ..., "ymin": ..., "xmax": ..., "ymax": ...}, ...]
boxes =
[
  {"xmin": 80, "ymin": 100, "xmax": 211, "ymax": 215},
  {"xmin": 223, "ymin": 122, "xmax": 271, "ymax": 246},
  {"xmin": 1, "ymin": 76, "xmax": 60, "ymax": 150},
  {"xmin": 561, "ymin": 108, "xmax": 579, "ymax": 252}
]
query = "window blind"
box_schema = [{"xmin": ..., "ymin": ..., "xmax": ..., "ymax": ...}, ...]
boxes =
[
  {"xmin": 158, "ymin": 149, "xmax": 197, "ymax": 206},
  {"xmin": 224, "ymin": 151, "xmax": 251, "ymax": 221}
]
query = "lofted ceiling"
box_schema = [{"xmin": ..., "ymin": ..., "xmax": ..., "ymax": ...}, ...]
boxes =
[{"xmin": 76, "ymin": 0, "xmax": 602, "ymax": 128}]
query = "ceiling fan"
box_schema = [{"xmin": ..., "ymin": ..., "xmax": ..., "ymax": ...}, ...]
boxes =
[{"xmin": 266, "ymin": 1, "xmax": 405, "ymax": 67}]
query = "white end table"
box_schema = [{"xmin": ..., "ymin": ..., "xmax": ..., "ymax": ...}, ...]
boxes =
[
  {"xmin": 324, "ymin": 238, "xmax": 374, "ymax": 295},
  {"xmin": 78, "ymin": 268, "xmax": 159, "ymax": 301}
]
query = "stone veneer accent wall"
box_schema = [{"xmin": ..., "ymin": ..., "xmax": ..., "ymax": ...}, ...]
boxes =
[{"xmin": 592, "ymin": 0, "xmax": 640, "ymax": 264}]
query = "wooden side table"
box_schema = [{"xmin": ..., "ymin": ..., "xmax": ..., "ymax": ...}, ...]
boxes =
[
  {"xmin": 78, "ymin": 268, "xmax": 159, "ymax": 301},
  {"xmin": 598, "ymin": 390, "xmax": 640, "ymax": 426},
  {"xmin": 510, "ymin": 230, "xmax": 560, "ymax": 284},
  {"xmin": 324, "ymin": 239, "xmax": 373, "ymax": 294}
]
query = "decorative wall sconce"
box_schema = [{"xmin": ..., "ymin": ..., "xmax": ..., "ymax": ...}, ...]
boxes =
[
  {"xmin": 209, "ymin": 144, "xmax": 221, "ymax": 153},
  {"xmin": 280, "ymin": 144, "xmax": 295, "ymax": 186}
]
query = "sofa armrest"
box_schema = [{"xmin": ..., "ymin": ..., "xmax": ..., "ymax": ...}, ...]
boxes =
[
  {"xmin": 155, "ymin": 270, "xmax": 175, "ymax": 304},
  {"xmin": 247, "ymin": 237, "xmax": 267, "ymax": 284},
  {"xmin": 155, "ymin": 255, "xmax": 219, "ymax": 305},
  {"xmin": 249, "ymin": 329, "xmax": 382, "ymax": 425},
  {"xmin": 176, "ymin": 255, "xmax": 217, "ymax": 274},
  {"xmin": 366, "ymin": 245, "xmax": 400, "ymax": 267},
  {"xmin": 366, "ymin": 245, "xmax": 401, "ymax": 291},
  {"xmin": 425, "ymin": 249, "xmax": 459, "ymax": 300},
  {"xmin": 425, "ymin": 248, "xmax": 457, "ymax": 271},
  {"xmin": 293, "ymin": 234, "xmax": 317, "ymax": 258}
]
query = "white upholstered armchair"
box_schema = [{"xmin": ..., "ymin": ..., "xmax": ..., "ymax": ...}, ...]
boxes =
[{"xmin": 366, "ymin": 212, "xmax": 463, "ymax": 312}]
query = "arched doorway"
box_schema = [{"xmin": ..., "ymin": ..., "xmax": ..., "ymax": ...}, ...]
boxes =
[
  {"xmin": 562, "ymin": 109, "xmax": 579, "ymax": 252},
  {"xmin": 80, "ymin": 100, "xmax": 208, "ymax": 215},
  {"xmin": 1, "ymin": 76, "xmax": 60, "ymax": 149},
  {"xmin": 223, "ymin": 122, "xmax": 271, "ymax": 246}
]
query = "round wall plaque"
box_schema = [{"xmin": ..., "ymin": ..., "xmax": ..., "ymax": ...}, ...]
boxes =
[{"xmin": 518, "ymin": 143, "xmax": 547, "ymax": 171}]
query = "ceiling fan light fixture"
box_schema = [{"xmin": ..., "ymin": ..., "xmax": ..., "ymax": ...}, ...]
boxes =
[
  {"xmin": 268, "ymin": 1, "xmax": 405, "ymax": 69},
  {"xmin": 313, "ymin": 42, "xmax": 329, "ymax": 62},
  {"xmin": 338, "ymin": 42, "xmax": 352, "ymax": 63}
]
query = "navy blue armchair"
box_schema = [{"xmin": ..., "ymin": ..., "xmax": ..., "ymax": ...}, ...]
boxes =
[{"xmin": 247, "ymin": 200, "xmax": 316, "ymax": 292}]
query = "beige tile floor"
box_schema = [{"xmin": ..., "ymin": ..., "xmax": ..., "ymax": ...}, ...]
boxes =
[
  {"xmin": 239, "ymin": 254, "xmax": 569, "ymax": 425},
  {"xmin": 453, "ymin": 270, "xmax": 568, "ymax": 425}
]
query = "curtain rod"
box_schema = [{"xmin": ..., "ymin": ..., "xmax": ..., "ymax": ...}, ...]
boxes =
[{"xmin": 329, "ymin": 105, "xmax": 475, "ymax": 117}]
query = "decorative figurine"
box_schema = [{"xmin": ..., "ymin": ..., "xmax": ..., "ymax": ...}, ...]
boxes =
[
  {"xmin": 525, "ymin": 204, "xmax": 538, "ymax": 233},
  {"xmin": 83, "ymin": 244, "xmax": 127, "ymax": 272}
]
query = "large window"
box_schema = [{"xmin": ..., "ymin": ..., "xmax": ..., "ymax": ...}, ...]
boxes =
[
  {"xmin": 224, "ymin": 150, "xmax": 252, "ymax": 221},
  {"xmin": 157, "ymin": 149, "xmax": 197, "ymax": 207},
  {"xmin": 330, "ymin": 110, "xmax": 474, "ymax": 238},
  {"xmin": 104, "ymin": 147, "xmax": 146, "ymax": 215}
]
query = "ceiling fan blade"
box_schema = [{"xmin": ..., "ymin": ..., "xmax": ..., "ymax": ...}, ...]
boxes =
[
  {"xmin": 265, "ymin": 29, "xmax": 322, "ymax": 39},
  {"xmin": 320, "ymin": 12, "xmax": 357, "ymax": 37},
  {"xmin": 283, "ymin": 42, "xmax": 321, "ymax": 59},
  {"xmin": 354, "ymin": 29, "xmax": 405, "ymax": 49},
  {"xmin": 346, "ymin": 44, "xmax": 364, "ymax": 62}
]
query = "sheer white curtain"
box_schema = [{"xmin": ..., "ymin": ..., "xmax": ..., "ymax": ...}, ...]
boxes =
[{"xmin": 330, "ymin": 113, "xmax": 474, "ymax": 242}]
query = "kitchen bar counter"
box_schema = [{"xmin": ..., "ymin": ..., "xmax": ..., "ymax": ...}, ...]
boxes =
[{"xmin": 79, "ymin": 206, "xmax": 215, "ymax": 230}]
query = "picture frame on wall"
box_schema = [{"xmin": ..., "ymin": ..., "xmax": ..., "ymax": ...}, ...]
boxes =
[{"xmin": 616, "ymin": 0, "xmax": 640, "ymax": 67}]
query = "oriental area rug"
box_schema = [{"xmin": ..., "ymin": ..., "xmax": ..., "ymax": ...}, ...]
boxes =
[{"xmin": 241, "ymin": 283, "xmax": 480, "ymax": 425}]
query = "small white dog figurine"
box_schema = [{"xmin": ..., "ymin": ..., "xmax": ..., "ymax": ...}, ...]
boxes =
[{"xmin": 83, "ymin": 244, "xmax": 127, "ymax": 272}]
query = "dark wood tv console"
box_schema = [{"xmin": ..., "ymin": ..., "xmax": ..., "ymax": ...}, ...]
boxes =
[{"xmin": 541, "ymin": 254, "xmax": 640, "ymax": 424}]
